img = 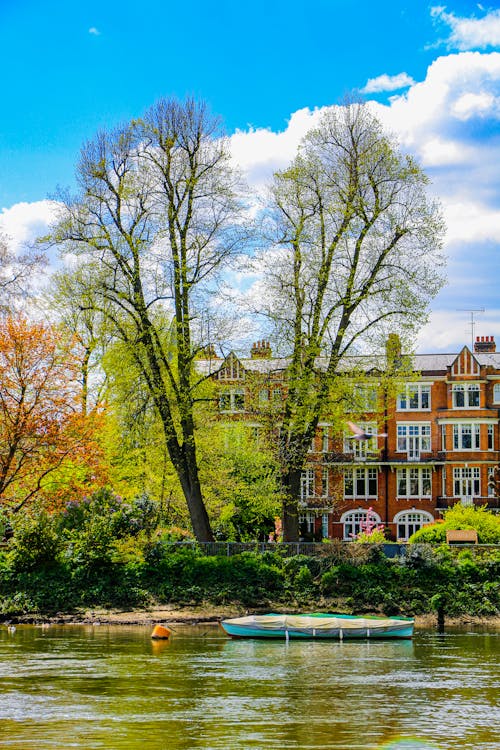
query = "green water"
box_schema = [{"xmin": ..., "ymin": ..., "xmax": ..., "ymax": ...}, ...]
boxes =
[{"xmin": 0, "ymin": 624, "xmax": 498, "ymax": 749}]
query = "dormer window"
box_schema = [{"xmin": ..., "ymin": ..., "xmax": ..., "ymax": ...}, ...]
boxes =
[{"xmin": 452, "ymin": 383, "xmax": 480, "ymax": 408}]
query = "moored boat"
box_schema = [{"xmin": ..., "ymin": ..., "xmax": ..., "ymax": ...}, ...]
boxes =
[{"xmin": 220, "ymin": 613, "xmax": 414, "ymax": 639}]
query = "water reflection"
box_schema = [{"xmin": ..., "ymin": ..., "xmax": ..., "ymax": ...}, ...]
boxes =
[{"xmin": 0, "ymin": 624, "xmax": 498, "ymax": 749}]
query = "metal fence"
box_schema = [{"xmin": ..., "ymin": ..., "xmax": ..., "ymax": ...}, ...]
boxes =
[
  {"xmin": 163, "ymin": 541, "xmax": 408, "ymax": 557},
  {"xmin": 162, "ymin": 540, "xmax": 499, "ymax": 559}
]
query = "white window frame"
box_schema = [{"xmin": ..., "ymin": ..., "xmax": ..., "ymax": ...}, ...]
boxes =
[
  {"xmin": 493, "ymin": 383, "xmax": 500, "ymax": 404},
  {"xmin": 321, "ymin": 468, "xmax": 329, "ymax": 497},
  {"xmin": 344, "ymin": 422, "xmax": 377, "ymax": 459},
  {"xmin": 344, "ymin": 468, "xmax": 378, "ymax": 499},
  {"xmin": 298, "ymin": 511, "xmax": 315, "ymax": 534},
  {"xmin": 452, "ymin": 423, "xmax": 480, "ymax": 451},
  {"xmin": 300, "ymin": 469, "xmax": 315, "ymax": 501},
  {"xmin": 396, "ymin": 423, "xmax": 431, "ymax": 458},
  {"xmin": 219, "ymin": 388, "xmax": 245, "ymax": 413},
  {"xmin": 341, "ymin": 509, "xmax": 382, "ymax": 541},
  {"xmin": 394, "ymin": 510, "xmax": 434, "ymax": 541},
  {"xmin": 397, "ymin": 383, "xmax": 431, "ymax": 411},
  {"xmin": 453, "ymin": 466, "xmax": 480, "ymax": 500},
  {"xmin": 452, "ymin": 383, "xmax": 480, "ymax": 409},
  {"xmin": 396, "ymin": 467, "xmax": 432, "ymax": 498},
  {"xmin": 346, "ymin": 384, "xmax": 378, "ymax": 413},
  {"xmin": 321, "ymin": 425, "xmax": 330, "ymax": 452},
  {"xmin": 321, "ymin": 513, "xmax": 329, "ymax": 539}
]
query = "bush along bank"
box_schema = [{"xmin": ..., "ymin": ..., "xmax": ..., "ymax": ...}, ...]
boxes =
[{"xmin": 0, "ymin": 539, "xmax": 498, "ymax": 620}]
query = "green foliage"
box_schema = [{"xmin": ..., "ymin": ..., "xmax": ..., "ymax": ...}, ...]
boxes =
[
  {"xmin": 409, "ymin": 505, "xmax": 500, "ymax": 544},
  {"xmin": 7, "ymin": 508, "xmax": 62, "ymax": 572},
  {"xmin": 199, "ymin": 423, "xmax": 280, "ymax": 541}
]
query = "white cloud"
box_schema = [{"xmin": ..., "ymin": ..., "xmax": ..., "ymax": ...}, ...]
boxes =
[
  {"xmin": 228, "ymin": 45, "xmax": 500, "ymax": 351},
  {"xmin": 441, "ymin": 200, "xmax": 500, "ymax": 244},
  {"xmin": 88, "ymin": 27, "xmax": 101, "ymax": 36},
  {"xmin": 432, "ymin": 7, "xmax": 500, "ymax": 50},
  {"xmin": 230, "ymin": 106, "xmax": 329, "ymax": 191},
  {"xmin": 0, "ymin": 200, "xmax": 58, "ymax": 253},
  {"xmin": 452, "ymin": 91, "xmax": 498, "ymax": 118},
  {"xmin": 361, "ymin": 72, "xmax": 415, "ymax": 93},
  {"xmin": 5, "ymin": 41, "xmax": 500, "ymax": 353}
]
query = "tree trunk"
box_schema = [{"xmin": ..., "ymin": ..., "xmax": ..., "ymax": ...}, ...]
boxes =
[{"xmin": 281, "ymin": 466, "xmax": 302, "ymax": 542}]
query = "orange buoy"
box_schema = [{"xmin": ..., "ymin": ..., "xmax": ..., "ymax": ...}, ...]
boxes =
[{"xmin": 151, "ymin": 624, "xmax": 171, "ymax": 640}]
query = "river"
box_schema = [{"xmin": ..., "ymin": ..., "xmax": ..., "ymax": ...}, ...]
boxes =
[{"xmin": 0, "ymin": 624, "xmax": 498, "ymax": 749}]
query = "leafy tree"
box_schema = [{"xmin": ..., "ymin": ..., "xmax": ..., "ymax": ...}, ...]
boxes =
[
  {"xmin": 50, "ymin": 97, "xmax": 246, "ymax": 541},
  {"xmin": 0, "ymin": 315, "xmax": 103, "ymax": 511},
  {"xmin": 256, "ymin": 102, "xmax": 445, "ymax": 539},
  {"xmin": 100, "ymin": 338, "xmax": 187, "ymax": 520},
  {"xmin": 198, "ymin": 422, "xmax": 280, "ymax": 541}
]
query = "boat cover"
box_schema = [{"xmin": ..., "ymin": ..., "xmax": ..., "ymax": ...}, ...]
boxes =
[{"xmin": 223, "ymin": 614, "xmax": 407, "ymax": 633}]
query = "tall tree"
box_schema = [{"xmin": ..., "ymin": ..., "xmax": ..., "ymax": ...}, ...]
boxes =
[
  {"xmin": 258, "ymin": 103, "xmax": 445, "ymax": 540},
  {"xmin": 50, "ymin": 97, "xmax": 245, "ymax": 541}
]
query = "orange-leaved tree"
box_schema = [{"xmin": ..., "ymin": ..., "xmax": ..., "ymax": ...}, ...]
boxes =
[{"xmin": 0, "ymin": 315, "xmax": 106, "ymax": 512}]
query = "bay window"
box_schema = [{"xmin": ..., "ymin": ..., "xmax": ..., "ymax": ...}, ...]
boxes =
[{"xmin": 453, "ymin": 423, "xmax": 480, "ymax": 450}]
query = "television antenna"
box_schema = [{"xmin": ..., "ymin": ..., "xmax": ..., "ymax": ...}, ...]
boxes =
[{"xmin": 457, "ymin": 308, "xmax": 485, "ymax": 350}]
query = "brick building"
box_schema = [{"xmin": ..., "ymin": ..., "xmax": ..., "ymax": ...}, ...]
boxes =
[{"xmin": 198, "ymin": 336, "xmax": 500, "ymax": 542}]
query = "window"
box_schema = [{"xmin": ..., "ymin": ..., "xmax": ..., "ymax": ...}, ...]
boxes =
[
  {"xmin": 298, "ymin": 512, "xmax": 315, "ymax": 535},
  {"xmin": 488, "ymin": 424, "xmax": 494, "ymax": 451},
  {"xmin": 396, "ymin": 468, "xmax": 432, "ymax": 497},
  {"xmin": 397, "ymin": 384, "xmax": 431, "ymax": 411},
  {"xmin": 321, "ymin": 425, "xmax": 330, "ymax": 452},
  {"xmin": 452, "ymin": 383, "xmax": 480, "ymax": 408},
  {"xmin": 217, "ymin": 354, "xmax": 245, "ymax": 380},
  {"xmin": 272, "ymin": 388, "xmax": 282, "ymax": 402},
  {"xmin": 453, "ymin": 467, "xmax": 480, "ymax": 499},
  {"xmin": 453, "ymin": 423, "xmax": 480, "ymax": 450},
  {"xmin": 344, "ymin": 468, "xmax": 378, "ymax": 499},
  {"xmin": 493, "ymin": 384, "xmax": 500, "ymax": 403},
  {"xmin": 351, "ymin": 385, "xmax": 378, "ymax": 412},
  {"xmin": 219, "ymin": 388, "xmax": 245, "ymax": 412},
  {"xmin": 394, "ymin": 511, "xmax": 434, "ymax": 541},
  {"xmin": 300, "ymin": 469, "xmax": 315, "ymax": 501},
  {"xmin": 344, "ymin": 423, "xmax": 377, "ymax": 459},
  {"xmin": 396, "ymin": 423, "xmax": 431, "ymax": 458},
  {"xmin": 322, "ymin": 468, "xmax": 329, "ymax": 497},
  {"xmin": 321, "ymin": 513, "xmax": 329, "ymax": 539},
  {"xmin": 341, "ymin": 510, "xmax": 382, "ymax": 540},
  {"xmin": 258, "ymin": 388, "xmax": 269, "ymax": 405}
]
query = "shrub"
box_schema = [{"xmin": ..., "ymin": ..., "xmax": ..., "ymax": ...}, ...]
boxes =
[
  {"xmin": 409, "ymin": 505, "xmax": 500, "ymax": 545},
  {"xmin": 7, "ymin": 508, "xmax": 62, "ymax": 572}
]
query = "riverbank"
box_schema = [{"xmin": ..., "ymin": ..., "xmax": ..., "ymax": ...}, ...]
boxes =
[{"xmin": 5, "ymin": 605, "xmax": 500, "ymax": 629}]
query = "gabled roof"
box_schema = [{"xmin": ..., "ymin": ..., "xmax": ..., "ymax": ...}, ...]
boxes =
[{"xmin": 196, "ymin": 348, "xmax": 500, "ymax": 379}]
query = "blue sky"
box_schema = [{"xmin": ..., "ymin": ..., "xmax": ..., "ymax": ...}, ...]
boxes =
[{"xmin": 1, "ymin": 1, "xmax": 500, "ymax": 351}]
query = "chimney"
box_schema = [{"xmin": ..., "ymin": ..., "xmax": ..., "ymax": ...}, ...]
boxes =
[
  {"xmin": 474, "ymin": 335, "xmax": 496, "ymax": 353},
  {"xmin": 251, "ymin": 340, "xmax": 272, "ymax": 359}
]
